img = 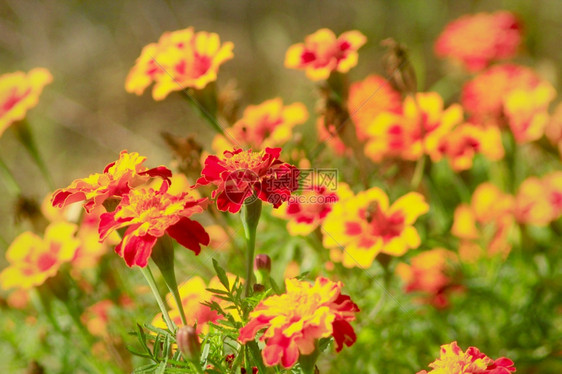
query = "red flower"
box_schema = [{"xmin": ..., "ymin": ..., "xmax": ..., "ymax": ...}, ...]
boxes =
[
  {"xmin": 196, "ymin": 147, "xmax": 299, "ymax": 213},
  {"xmin": 98, "ymin": 181, "xmax": 209, "ymax": 267},
  {"xmin": 52, "ymin": 150, "xmax": 171, "ymax": 213}
]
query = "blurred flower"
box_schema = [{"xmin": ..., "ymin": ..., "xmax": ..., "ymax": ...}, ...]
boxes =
[
  {"xmin": 452, "ymin": 183, "xmax": 514, "ymax": 260},
  {"xmin": 434, "ymin": 11, "xmax": 521, "ymax": 72},
  {"xmin": 196, "ymin": 147, "xmax": 299, "ymax": 213},
  {"xmin": 0, "ymin": 222, "xmax": 79, "ymax": 290},
  {"xmin": 98, "ymin": 181, "xmax": 209, "ymax": 267},
  {"xmin": 283, "ymin": 260, "xmax": 300, "ymax": 279},
  {"xmin": 205, "ymin": 224, "xmax": 231, "ymax": 250},
  {"xmin": 323, "ymin": 183, "xmax": 429, "ymax": 268},
  {"xmin": 0, "ymin": 68, "xmax": 52, "ymax": 138},
  {"xmin": 212, "ymin": 98, "xmax": 308, "ymax": 153},
  {"xmin": 545, "ymin": 102, "xmax": 562, "ymax": 156},
  {"xmin": 514, "ymin": 172, "xmax": 562, "ymax": 225},
  {"xmin": 431, "ymin": 123, "xmax": 504, "ymax": 171},
  {"xmin": 52, "ymin": 150, "xmax": 171, "ymax": 213},
  {"xmin": 82, "ymin": 299, "xmax": 113, "ymax": 338},
  {"xmin": 285, "ymin": 28, "xmax": 366, "ymax": 81},
  {"xmin": 152, "ymin": 274, "xmax": 239, "ymax": 334},
  {"xmin": 396, "ymin": 248, "xmax": 460, "ymax": 308},
  {"xmin": 125, "ymin": 27, "xmax": 234, "ymax": 100},
  {"xmin": 417, "ymin": 341, "xmax": 516, "ymax": 373},
  {"xmin": 238, "ymin": 277, "xmax": 359, "ymax": 368},
  {"xmin": 316, "ymin": 115, "xmax": 348, "ymax": 156},
  {"xmin": 461, "ymin": 64, "xmax": 552, "ymax": 139},
  {"xmin": 503, "ymin": 82, "xmax": 556, "ymax": 143},
  {"xmin": 347, "ymin": 74, "xmax": 402, "ymax": 141},
  {"xmin": 365, "ymin": 92, "xmax": 463, "ymax": 162},
  {"xmin": 273, "ymin": 186, "xmax": 338, "ymax": 236}
]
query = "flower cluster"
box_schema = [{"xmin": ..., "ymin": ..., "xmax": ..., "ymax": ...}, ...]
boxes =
[
  {"xmin": 323, "ymin": 183, "xmax": 429, "ymax": 268},
  {"xmin": 418, "ymin": 341, "xmax": 516, "ymax": 373},
  {"xmin": 238, "ymin": 277, "xmax": 359, "ymax": 368},
  {"xmin": 125, "ymin": 27, "xmax": 234, "ymax": 100},
  {"xmin": 434, "ymin": 11, "xmax": 522, "ymax": 71},
  {"xmin": 0, "ymin": 68, "xmax": 53, "ymax": 137}
]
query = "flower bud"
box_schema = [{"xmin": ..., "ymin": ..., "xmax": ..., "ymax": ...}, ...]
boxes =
[
  {"xmin": 254, "ymin": 254, "xmax": 271, "ymax": 285},
  {"xmin": 176, "ymin": 325, "xmax": 200, "ymax": 362}
]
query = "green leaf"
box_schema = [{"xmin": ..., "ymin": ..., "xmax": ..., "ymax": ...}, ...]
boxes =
[{"xmin": 213, "ymin": 258, "xmax": 230, "ymax": 291}]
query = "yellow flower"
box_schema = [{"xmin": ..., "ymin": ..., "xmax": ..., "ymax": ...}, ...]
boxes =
[
  {"xmin": 0, "ymin": 68, "xmax": 52, "ymax": 137},
  {"xmin": 126, "ymin": 27, "xmax": 234, "ymax": 100},
  {"xmin": 0, "ymin": 222, "xmax": 79, "ymax": 290},
  {"xmin": 323, "ymin": 183, "xmax": 429, "ymax": 268}
]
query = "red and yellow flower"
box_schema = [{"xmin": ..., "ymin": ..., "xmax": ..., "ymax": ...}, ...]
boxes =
[
  {"xmin": 238, "ymin": 277, "xmax": 359, "ymax": 368},
  {"xmin": 273, "ymin": 186, "xmax": 338, "ymax": 236},
  {"xmin": 52, "ymin": 150, "xmax": 172, "ymax": 213},
  {"xmin": 434, "ymin": 11, "xmax": 522, "ymax": 71},
  {"xmin": 212, "ymin": 98, "xmax": 308, "ymax": 153},
  {"xmin": 196, "ymin": 147, "xmax": 299, "ymax": 213},
  {"xmin": 285, "ymin": 28, "xmax": 366, "ymax": 81},
  {"xmin": 452, "ymin": 183, "xmax": 514, "ymax": 260},
  {"xmin": 323, "ymin": 183, "xmax": 429, "ymax": 268},
  {"xmin": 514, "ymin": 172, "xmax": 562, "ymax": 226},
  {"xmin": 0, "ymin": 68, "xmax": 53, "ymax": 137},
  {"xmin": 417, "ymin": 341, "xmax": 516, "ymax": 373},
  {"xmin": 98, "ymin": 181, "xmax": 209, "ymax": 267},
  {"xmin": 396, "ymin": 248, "xmax": 460, "ymax": 308},
  {"xmin": 125, "ymin": 27, "xmax": 234, "ymax": 100},
  {"xmin": 365, "ymin": 92, "xmax": 463, "ymax": 162},
  {"xmin": 0, "ymin": 222, "xmax": 79, "ymax": 290},
  {"xmin": 545, "ymin": 102, "xmax": 562, "ymax": 156},
  {"xmin": 347, "ymin": 74, "xmax": 402, "ymax": 141}
]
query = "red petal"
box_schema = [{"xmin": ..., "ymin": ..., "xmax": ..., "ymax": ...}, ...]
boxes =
[
  {"xmin": 139, "ymin": 166, "xmax": 172, "ymax": 183},
  {"xmin": 121, "ymin": 232, "xmax": 158, "ymax": 267},
  {"xmin": 166, "ymin": 218, "xmax": 210, "ymax": 255},
  {"xmin": 331, "ymin": 320, "xmax": 356, "ymax": 352}
]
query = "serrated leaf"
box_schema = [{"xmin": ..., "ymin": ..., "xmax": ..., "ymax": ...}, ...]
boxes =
[{"xmin": 212, "ymin": 258, "xmax": 230, "ymax": 291}]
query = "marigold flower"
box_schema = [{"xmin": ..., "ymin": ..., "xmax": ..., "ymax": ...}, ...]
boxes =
[
  {"xmin": 212, "ymin": 98, "xmax": 308, "ymax": 153},
  {"xmin": 52, "ymin": 150, "xmax": 172, "ymax": 213},
  {"xmin": 365, "ymin": 92, "xmax": 463, "ymax": 162},
  {"xmin": 434, "ymin": 11, "xmax": 522, "ymax": 72},
  {"xmin": 0, "ymin": 68, "xmax": 53, "ymax": 137},
  {"xmin": 461, "ymin": 64, "xmax": 543, "ymax": 127},
  {"xmin": 196, "ymin": 147, "xmax": 299, "ymax": 213},
  {"xmin": 432, "ymin": 123, "xmax": 504, "ymax": 171},
  {"xmin": 98, "ymin": 181, "xmax": 209, "ymax": 267},
  {"xmin": 545, "ymin": 102, "xmax": 562, "ymax": 155},
  {"xmin": 396, "ymin": 248, "xmax": 460, "ymax": 308},
  {"xmin": 152, "ymin": 275, "xmax": 237, "ymax": 334},
  {"xmin": 323, "ymin": 183, "xmax": 429, "ymax": 268},
  {"xmin": 126, "ymin": 27, "xmax": 234, "ymax": 100},
  {"xmin": 82, "ymin": 300, "xmax": 114, "ymax": 338},
  {"xmin": 0, "ymin": 222, "xmax": 79, "ymax": 290},
  {"xmin": 316, "ymin": 116, "xmax": 348, "ymax": 156},
  {"xmin": 285, "ymin": 28, "xmax": 366, "ymax": 81},
  {"xmin": 452, "ymin": 183, "xmax": 514, "ymax": 260},
  {"xmin": 514, "ymin": 172, "xmax": 562, "ymax": 226},
  {"xmin": 238, "ymin": 277, "xmax": 359, "ymax": 368},
  {"xmin": 273, "ymin": 186, "xmax": 338, "ymax": 236},
  {"xmin": 347, "ymin": 74, "xmax": 402, "ymax": 141},
  {"xmin": 503, "ymin": 82, "xmax": 556, "ymax": 143},
  {"xmin": 417, "ymin": 341, "xmax": 516, "ymax": 373}
]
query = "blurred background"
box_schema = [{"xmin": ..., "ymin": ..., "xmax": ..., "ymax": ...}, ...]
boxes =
[{"xmin": 1, "ymin": 0, "xmax": 562, "ymax": 244}]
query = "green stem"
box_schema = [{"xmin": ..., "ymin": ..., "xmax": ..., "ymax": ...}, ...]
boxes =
[
  {"xmin": 182, "ymin": 87, "xmax": 224, "ymax": 136},
  {"xmin": 139, "ymin": 265, "xmax": 176, "ymax": 332},
  {"xmin": 242, "ymin": 199, "xmax": 262, "ymax": 297},
  {"xmin": 411, "ymin": 155, "xmax": 426, "ymax": 190},
  {"xmin": 0, "ymin": 156, "xmax": 21, "ymax": 195},
  {"xmin": 14, "ymin": 120, "xmax": 55, "ymax": 190}
]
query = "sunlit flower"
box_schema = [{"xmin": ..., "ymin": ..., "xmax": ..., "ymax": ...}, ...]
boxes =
[
  {"xmin": 323, "ymin": 183, "xmax": 429, "ymax": 268},
  {"xmin": 126, "ymin": 27, "xmax": 234, "ymax": 100},
  {"xmin": 152, "ymin": 274, "xmax": 239, "ymax": 334},
  {"xmin": 503, "ymin": 82, "xmax": 556, "ymax": 143},
  {"xmin": 98, "ymin": 181, "xmax": 209, "ymax": 267},
  {"xmin": 347, "ymin": 74, "xmax": 402, "ymax": 141},
  {"xmin": 238, "ymin": 277, "xmax": 359, "ymax": 368},
  {"xmin": 417, "ymin": 341, "xmax": 516, "ymax": 373},
  {"xmin": 452, "ymin": 183, "xmax": 514, "ymax": 260},
  {"xmin": 285, "ymin": 28, "xmax": 366, "ymax": 81},
  {"xmin": 461, "ymin": 64, "xmax": 543, "ymax": 127},
  {"xmin": 273, "ymin": 186, "xmax": 338, "ymax": 236},
  {"xmin": 365, "ymin": 92, "xmax": 463, "ymax": 162},
  {"xmin": 545, "ymin": 102, "xmax": 562, "ymax": 156},
  {"xmin": 431, "ymin": 123, "xmax": 504, "ymax": 171},
  {"xmin": 0, "ymin": 222, "xmax": 79, "ymax": 290},
  {"xmin": 514, "ymin": 172, "xmax": 562, "ymax": 226},
  {"xmin": 212, "ymin": 98, "xmax": 308, "ymax": 153},
  {"xmin": 0, "ymin": 68, "xmax": 53, "ymax": 137},
  {"xmin": 434, "ymin": 11, "xmax": 521, "ymax": 72},
  {"xmin": 196, "ymin": 147, "xmax": 299, "ymax": 213},
  {"xmin": 52, "ymin": 150, "xmax": 172, "ymax": 213},
  {"xmin": 396, "ymin": 248, "xmax": 460, "ymax": 308}
]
